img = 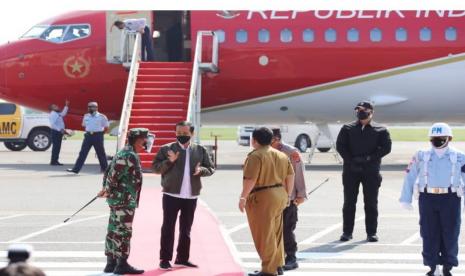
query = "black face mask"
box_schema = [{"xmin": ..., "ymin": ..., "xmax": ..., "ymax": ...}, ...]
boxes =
[
  {"xmin": 431, "ymin": 137, "xmax": 448, "ymax": 148},
  {"xmin": 88, "ymin": 108, "xmax": 97, "ymax": 114},
  {"xmin": 177, "ymin": 135, "xmax": 191, "ymax": 144},
  {"xmin": 356, "ymin": 110, "xmax": 370, "ymax": 120}
]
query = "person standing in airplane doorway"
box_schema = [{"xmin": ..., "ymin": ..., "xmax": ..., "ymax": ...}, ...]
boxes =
[
  {"xmin": 336, "ymin": 101, "xmax": 391, "ymax": 243},
  {"xmin": 114, "ymin": 19, "xmax": 155, "ymax": 61}
]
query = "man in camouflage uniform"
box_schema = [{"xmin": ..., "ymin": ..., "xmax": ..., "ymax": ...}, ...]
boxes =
[{"xmin": 98, "ymin": 128, "xmax": 150, "ymax": 275}]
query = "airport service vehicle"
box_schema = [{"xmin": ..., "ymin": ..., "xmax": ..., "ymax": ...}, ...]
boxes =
[
  {"xmin": 237, "ymin": 124, "xmax": 332, "ymax": 152},
  {"xmin": 0, "ymin": 101, "xmax": 51, "ymax": 151}
]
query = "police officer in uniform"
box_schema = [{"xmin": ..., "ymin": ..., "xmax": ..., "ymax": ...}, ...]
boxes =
[
  {"xmin": 271, "ymin": 128, "xmax": 307, "ymax": 271},
  {"xmin": 98, "ymin": 128, "xmax": 152, "ymax": 275},
  {"xmin": 67, "ymin": 102, "xmax": 109, "ymax": 174},
  {"xmin": 336, "ymin": 101, "xmax": 392, "ymax": 242},
  {"xmin": 240, "ymin": 127, "xmax": 295, "ymax": 276},
  {"xmin": 400, "ymin": 123, "xmax": 465, "ymax": 276}
]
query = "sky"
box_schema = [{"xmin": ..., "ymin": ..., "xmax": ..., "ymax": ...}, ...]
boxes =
[{"xmin": 0, "ymin": 8, "xmax": 70, "ymax": 44}]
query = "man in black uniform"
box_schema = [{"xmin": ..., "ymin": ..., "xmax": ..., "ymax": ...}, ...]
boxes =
[{"xmin": 336, "ymin": 101, "xmax": 392, "ymax": 242}]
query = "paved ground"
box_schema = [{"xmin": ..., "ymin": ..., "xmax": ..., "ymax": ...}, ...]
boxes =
[{"xmin": 1, "ymin": 139, "xmax": 465, "ymax": 275}]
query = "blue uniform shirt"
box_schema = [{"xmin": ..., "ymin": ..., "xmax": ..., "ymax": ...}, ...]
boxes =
[
  {"xmin": 399, "ymin": 147, "xmax": 465, "ymax": 204},
  {"xmin": 82, "ymin": 112, "xmax": 109, "ymax": 132},
  {"xmin": 49, "ymin": 106, "xmax": 68, "ymax": 131}
]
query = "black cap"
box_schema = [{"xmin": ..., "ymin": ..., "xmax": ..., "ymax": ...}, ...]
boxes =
[
  {"xmin": 271, "ymin": 128, "xmax": 281, "ymax": 137},
  {"xmin": 354, "ymin": 101, "xmax": 374, "ymax": 110}
]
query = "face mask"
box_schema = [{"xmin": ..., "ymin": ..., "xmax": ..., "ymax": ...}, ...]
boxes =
[
  {"xmin": 356, "ymin": 110, "xmax": 370, "ymax": 120},
  {"xmin": 88, "ymin": 108, "xmax": 97, "ymax": 114},
  {"xmin": 177, "ymin": 135, "xmax": 191, "ymax": 144},
  {"xmin": 431, "ymin": 137, "xmax": 448, "ymax": 148}
]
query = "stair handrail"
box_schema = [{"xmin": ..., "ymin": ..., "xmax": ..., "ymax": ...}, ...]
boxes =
[
  {"xmin": 187, "ymin": 31, "xmax": 219, "ymax": 143},
  {"xmin": 117, "ymin": 33, "xmax": 141, "ymax": 150}
]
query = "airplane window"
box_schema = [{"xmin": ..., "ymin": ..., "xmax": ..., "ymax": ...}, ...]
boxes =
[
  {"xmin": 347, "ymin": 28, "xmax": 359, "ymax": 42},
  {"xmin": 0, "ymin": 103, "xmax": 16, "ymax": 115},
  {"xmin": 40, "ymin": 25, "xmax": 67, "ymax": 43},
  {"xmin": 370, "ymin": 28, "xmax": 382, "ymax": 42},
  {"xmin": 258, "ymin": 29, "xmax": 270, "ymax": 43},
  {"xmin": 396, "ymin": 28, "xmax": 408, "ymax": 42},
  {"xmin": 280, "ymin": 29, "xmax": 293, "ymax": 43},
  {"xmin": 236, "ymin": 29, "xmax": 248, "ymax": 43},
  {"xmin": 302, "ymin": 29, "xmax": 314, "ymax": 42},
  {"xmin": 445, "ymin": 27, "xmax": 457, "ymax": 41},
  {"xmin": 63, "ymin": 25, "xmax": 90, "ymax": 42},
  {"xmin": 214, "ymin": 30, "xmax": 225, "ymax": 43},
  {"xmin": 21, "ymin": 25, "xmax": 49, "ymax": 38},
  {"xmin": 325, "ymin": 28, "xmax": 337, "ymax": 42},
  {"xmin": 420, "ymin": 27, "xmax": 432, "ymax": 41}
]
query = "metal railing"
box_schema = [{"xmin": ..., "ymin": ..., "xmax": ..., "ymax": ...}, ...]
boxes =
[
  {"xmin": 117, "ymin": 33, "xmax": 141, "ymax": 150},
  {"xmin": 121, "ymin": 31, "xmax": 138, "ymax": 67},
  {"xmin": 187, "ymin": 31, "xmax": 219, "ymax": 143}
]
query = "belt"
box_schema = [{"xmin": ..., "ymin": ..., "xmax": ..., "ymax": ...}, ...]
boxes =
[
  {"xmin": 86, "ymin": 131, "xmax": 103, "ymax": 135},
  {"xmin": 250, "ymin": 184, "xmax": 283, "ymax": 194},
  {"xmin": 421, "ymin": 187, "xmax": 457, "ymax": 194}
]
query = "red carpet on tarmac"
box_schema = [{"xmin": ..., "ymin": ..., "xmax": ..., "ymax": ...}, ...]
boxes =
[{"xmin": 128, "ymin": 187, "xmax": 245, "ymax": 276}]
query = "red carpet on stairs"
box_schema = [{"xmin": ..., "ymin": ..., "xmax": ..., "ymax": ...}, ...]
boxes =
[
  {"xmin": 128, "ymin": 186, "xmax": 244, "ymax": 276},
  {"xmin": 129, "ymin": 62, "xmax": 192, "ymax": 169}
]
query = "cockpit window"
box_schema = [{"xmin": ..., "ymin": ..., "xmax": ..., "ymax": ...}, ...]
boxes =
[
  {"xmin": 40, "ymin": 25, "xmax": 67, "ymax": 42},
  {"xmin": 21, "ymin": 25, "xmax": 49, "ymax": 38},
  {"xmin": 21, "ymin": 24, "xmax": 91, "ymax": 43},
  {"xmin": 63, "ymin": 25, "xmax": 90, "ymax": 42}
]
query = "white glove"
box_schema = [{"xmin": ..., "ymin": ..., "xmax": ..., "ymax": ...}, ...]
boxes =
[{"xmin": 400, "ymin": 202, "xmax": 414, "ymax": 211}]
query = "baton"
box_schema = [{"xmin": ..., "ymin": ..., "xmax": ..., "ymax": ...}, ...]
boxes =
[
  {"xmin": 63, "ymin": 196, "xmax": 98, "ymax": 223},
  {"xmin": 307, "ymin": 178, "xmax": 330, "ymax": 196}
]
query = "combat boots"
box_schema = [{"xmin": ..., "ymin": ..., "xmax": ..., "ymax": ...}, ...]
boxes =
[
  {"xmin": 103, "ymin": 256, "xmax": 116, "ymax": 273},
  {"xmin": 113, "ymin": 257, "xmax": 144, "ymax": 275}
]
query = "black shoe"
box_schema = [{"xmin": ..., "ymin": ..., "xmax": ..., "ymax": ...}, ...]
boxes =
[
  {"xmin": 50, "ymin": 162, "xmax": 63, "ymax": 166},
  {"xmin": 103, "ymin": 256, "xmax": 117, "ymax": 273},
  {"xmin": 283, "ymin": 260, "xmax": 298, "ymax": 271},
  {"xmin": 443, "ymin": 265, "xmax": 453, "ymax": 276},
  {"xmin": 66, "ymin": 168, "xmax": 78, "ymax": 174},
  {"xmin": 113, "ymin": 257, "xmax": 144, "ymax": 274},
  {"xmin": 426, "ymin": 266, "xmax": 436, "ymax": 276},
  {"xmin": 277, "ymin": 266, "xmax": 284, "ymax": 275},
  {"xmin": 248, "ymin": 272, "xmax": 275, "ymax": 276},
  {"xmin": 340, "ymin": 233, "xmax": 353, "ymax": 242},
  {"xmin": 159, "ymin": 260, "xmax": 172, "ymax": 270},
  {"xmin": 174, "ymin": 260, "xmax": 198, "ymax": 268},
  {"xmin": 367, "ymin": 234, "xmax": 379, "ymax": 242}
]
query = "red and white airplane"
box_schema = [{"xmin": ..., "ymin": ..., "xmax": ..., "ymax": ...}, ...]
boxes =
[{"xmin": 1, "ymin": 10, "xmax": 465, "ymax": 130}]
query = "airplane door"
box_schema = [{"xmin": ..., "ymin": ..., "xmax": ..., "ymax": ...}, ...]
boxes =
[
  {"xmin": 152, "ymin": 11, "xmax": 191, "ymax": 61},
  {"xmin": 105, "ymin": 11, "xmax": 152, "ymax": 64}
]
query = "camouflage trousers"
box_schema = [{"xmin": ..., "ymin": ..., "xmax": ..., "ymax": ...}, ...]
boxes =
[{"xmin": 105, "ymin": 207, "xmax": 135, "ymax": 259}]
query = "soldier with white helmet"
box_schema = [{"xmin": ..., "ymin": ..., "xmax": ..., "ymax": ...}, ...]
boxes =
[{"xmin": 400, "ymin": 122, "xmax": 465, "ymax": 276}]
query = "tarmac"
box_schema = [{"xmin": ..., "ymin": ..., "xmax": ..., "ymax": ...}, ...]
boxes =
[{"xmin": 1, "ymin": 139, "xmax": 465, "ymax": 275}]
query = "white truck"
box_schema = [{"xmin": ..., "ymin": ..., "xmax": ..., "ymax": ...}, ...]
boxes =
[
  {"xmin": 237, "ymin": 124, "xmax": 334, "ymax": 153},
  {"xmin": 0, "ymin": 101, "xmax": 52, "ymax": 151}
]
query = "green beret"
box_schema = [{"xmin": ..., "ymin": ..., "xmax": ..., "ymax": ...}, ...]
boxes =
[{"xmin": 127, "ymin": 128, "xmax": 149, "ymax": 139}]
